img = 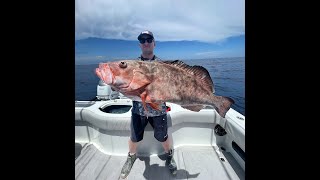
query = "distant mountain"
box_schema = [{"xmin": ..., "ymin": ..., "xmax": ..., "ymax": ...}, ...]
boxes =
[
  {"xmin": 75, "ymin": 36, "xmax": 244, "ymax": 65},
  {"xmin": 75, "ymin": 38, "xmax": 138, "ymax": 64}
]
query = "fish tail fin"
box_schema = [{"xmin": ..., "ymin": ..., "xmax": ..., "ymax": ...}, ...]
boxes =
[{"xmin": 212, "ymin": 96, "xmax": 235, "ymax": 118}]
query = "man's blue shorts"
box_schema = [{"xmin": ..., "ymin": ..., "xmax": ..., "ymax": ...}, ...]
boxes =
[{"xmin": 130, "ymin": 113, "xmax": 168, "ymax": 142}]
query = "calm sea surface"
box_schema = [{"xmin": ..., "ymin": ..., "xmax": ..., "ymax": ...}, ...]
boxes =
[{"xmin": 75, "ymin": 57, "xmax": 245, "ymax": 115}]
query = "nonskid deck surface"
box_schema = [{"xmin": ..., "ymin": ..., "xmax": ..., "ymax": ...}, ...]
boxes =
[{"xmin": 75, "ymin": 143, "xmax": 244, "ymax": 180}]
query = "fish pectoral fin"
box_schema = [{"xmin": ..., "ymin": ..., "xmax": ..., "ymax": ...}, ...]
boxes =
[
  {"xmin": 140, "ymin": 92, "xmax": 149, "ymax": 114},
  {"xmin": 148, "ymin": 102, "xmax": 162, "ymax": 111},
  {"xmin": 181, "ymin": 105, "xmax": 204, "ymax": 112},
  {"xmin": 129, "ymin": 70, "xmax": 151, "ymax": 90}
]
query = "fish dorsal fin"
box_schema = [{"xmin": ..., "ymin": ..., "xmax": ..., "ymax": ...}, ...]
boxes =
[{"xmin": 161, "ymin": 60, "xmax": 214, "ymax": 93}]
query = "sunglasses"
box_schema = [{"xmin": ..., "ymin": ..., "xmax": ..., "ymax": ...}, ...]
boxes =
[{"xmin": 139, "ymin": 38, "xmax": 153, "ymax": 44}]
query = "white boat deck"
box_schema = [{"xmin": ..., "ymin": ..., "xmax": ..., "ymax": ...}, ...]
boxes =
[{"xmin": 75, "ymin": 143, "xmax": 244, "ymax": 180}]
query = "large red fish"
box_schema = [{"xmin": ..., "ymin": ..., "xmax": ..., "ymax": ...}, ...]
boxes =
[{"xmin": 95, "ymin": 60, "xmax": 234, "ymax": 118}]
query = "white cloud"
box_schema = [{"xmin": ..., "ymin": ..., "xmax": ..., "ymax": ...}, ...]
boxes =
[
  {"xmin": 75, "ymin": 0, "xmax": 245, "ymax": 42},
  {"xmin": 195, "ymin": 51, "xmax": 223, "ymax": 56},
  {"xmin": 195, "ymin": 50, "xmax": 230, "ymax": 58},
  {"xmin": 195, "ymin": 49, "xmax": 244, "ymax": 58}
]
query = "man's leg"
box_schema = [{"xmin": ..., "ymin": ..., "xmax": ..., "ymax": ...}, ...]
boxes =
[
  {"xmin": 120, "ymin": 139, "xmax": 138, "ymax": 179},
  {"xmin": 152, "ymin": 115, "xmax": 178, "ymax": 175},
  {"xmin": 161, "ymin": 138, "xmax": 177, "ymax": 175},
  {"xmin": 161, "ymin": 138, "xmax": 171, "ymax": 152},
  {"xmin": 120, "ymin": 113, "xmax": 147, "ymax": 179},
  {"xmin": 129, "ymin": 138, "xmax": 138, "ymax": 154}
]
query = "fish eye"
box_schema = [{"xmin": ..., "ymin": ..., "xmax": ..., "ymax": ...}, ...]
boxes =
[{"xmin": 119, "ymin": 61, "xmax": 127, "ymax": 68}]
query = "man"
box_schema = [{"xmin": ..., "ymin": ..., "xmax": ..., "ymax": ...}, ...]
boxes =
[{"xmin": 120, "ymin": 30, "xmax": 177, "ymax": 179}]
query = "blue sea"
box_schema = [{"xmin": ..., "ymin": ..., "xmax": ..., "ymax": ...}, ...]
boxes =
[{"xmin": 75, "ymin": 57, "xmax": 245, "ymax": 116}]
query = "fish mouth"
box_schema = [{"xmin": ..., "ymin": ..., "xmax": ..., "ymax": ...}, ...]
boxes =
[{"xmin": 95, "ymin": 63, "xmax": 113, "ymax": 85}]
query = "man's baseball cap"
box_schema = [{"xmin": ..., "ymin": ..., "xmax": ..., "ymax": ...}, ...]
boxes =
[{"xmin": 137, "ymin": 30, "xmax": 154, "ymax": 40}]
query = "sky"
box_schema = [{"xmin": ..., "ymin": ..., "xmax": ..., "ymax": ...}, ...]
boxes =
[{"xmin": 75, "ymin": 0, "xmax": 245, "ymax": 60}]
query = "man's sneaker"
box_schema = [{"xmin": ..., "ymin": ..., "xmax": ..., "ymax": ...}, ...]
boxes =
[
  {"xmin": 120, "ymin": 152, "xmax": 137, "ymax": 179},
  {"xmin": 166, "ymin": 149, "xmax": 177, "ymax": 175}
]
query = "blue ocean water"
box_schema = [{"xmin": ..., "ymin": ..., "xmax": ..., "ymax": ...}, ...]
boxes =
[{"xmin": 75, "ymin": 57, "xmax": 245, "ymax": 115}]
